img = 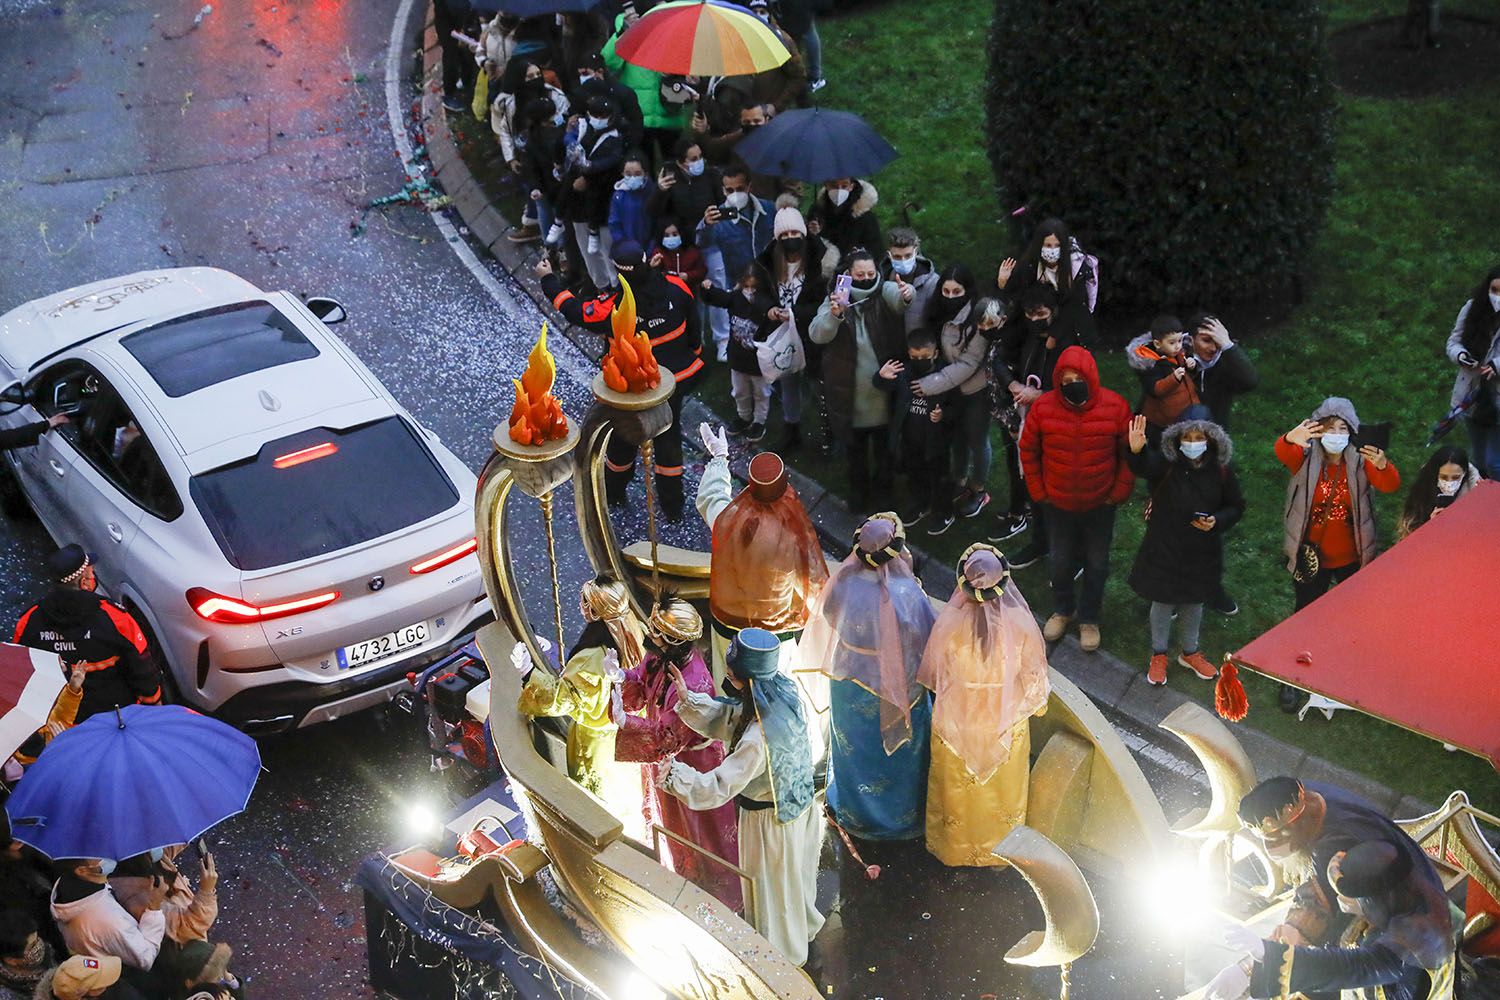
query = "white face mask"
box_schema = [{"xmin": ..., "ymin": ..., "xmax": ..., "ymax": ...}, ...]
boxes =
[
  {"xmin": 587, "ymin": 115, "xmax": 611, "ymax": 131},
  {"xmin": 1489, "ymin": 291, "xmax": 1500, "ymax": 311},
  {"xmin": 724, "ymin": 190, "xmax": 749, "ymax": 210},
  {"xmin": 661, "ymin": 235, "xmax": 682, "ymax": 250},
  {"xmin": 618, "ymin": 174, "xmax": 645, "ymax": 191},
  {"xmin": 827, "ymin": 187, "xmax": 850, "ymax": 207},
  {"xmin": 1179, "ymin": 440, "xmax": 1209, "ymax": 461},
  {"xmin": 889, "ymin": 255, "xmax": 916, "ymax": 276},
  {"xmin": 1040, "ymin": 245, "xmax": 1062, "ymax": 265},
  {"xmin": 1438, "ymin": 478, "xmax": 1462, "ymax": 496},
  {"xmin": 683, "ymin": 159, "xmax": 705, "ymax": 177},
  {"xmin": 95, "ymin": 859, "xmax": 117, "ymax": 877},
  {"xmin": 1319, "ymin": 432, "xmax": 1350, "ymax": 454}
]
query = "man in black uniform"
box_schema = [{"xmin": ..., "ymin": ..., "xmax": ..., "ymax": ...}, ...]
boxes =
[
  {"xmin": 538, "ymin": 240, "xmax": 704, "ymax": 518},
  {"xmin": 14, "ymin": 545, "xmax": 162, "ymax": 722}
]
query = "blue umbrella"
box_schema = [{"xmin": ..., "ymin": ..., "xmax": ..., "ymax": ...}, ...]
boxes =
[
  {"xmin": 733, "ymin": 107, "xmax": 898, "ymax": 183},
  {"xmin": 5, "ymin": 705, "xmax": 261, "ymax": 861}
]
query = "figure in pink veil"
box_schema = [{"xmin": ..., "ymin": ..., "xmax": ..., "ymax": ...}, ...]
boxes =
[
  {"xmin": 802, "ymin": 513, "xmax": 935, "ymax": 841},
  {"xmin": 612, "ymin": 596, "xmax": 742, "ymax": 911},
  {"xmin": 918, "ymin": 543, "xmax": 1051, "ymax": 867}
]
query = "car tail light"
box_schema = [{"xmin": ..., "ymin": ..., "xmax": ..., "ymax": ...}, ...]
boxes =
[
  {"xmin": 272, "ymin": 442, "xmax": 338, "ymax": 469},
  {"xmin": 187, "ymin": 587, "xmax": 340, "ymax": 624},
  {"xmin": 409, "ymin": 537, "xmax": 478, "ymax": 575}
]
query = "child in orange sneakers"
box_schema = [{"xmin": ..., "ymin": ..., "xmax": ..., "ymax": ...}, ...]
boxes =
[{"xmin": 1125, "ymin": 410, "xmax": 1244, "ymax": 685}]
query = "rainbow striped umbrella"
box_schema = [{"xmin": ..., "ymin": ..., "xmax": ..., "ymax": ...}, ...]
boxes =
[{"xmin": 614, "ymin": 0, "xmax": 791, "ymax": 77}]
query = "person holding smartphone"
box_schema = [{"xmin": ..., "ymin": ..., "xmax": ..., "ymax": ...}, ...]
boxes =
[
  {"xmin": 1276, "ymin": 397, "xmax": 1400, "ymax": 710},
  {"xmin": 1126, "ymin": 409, "xmax": 1245, "ymax": 686},
  {"xmin": 1444, "ymin": 264, "xmax": 1500, "ymax": 478}
]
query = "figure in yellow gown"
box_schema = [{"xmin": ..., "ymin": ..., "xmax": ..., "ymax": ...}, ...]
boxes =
[
  {"xmin": 917, "ymin": 544, "xmax": 1050, "ymax": 867},
  {"xmin": 516, "ymin": 575, "xmax": 647, "ymax": 835}
]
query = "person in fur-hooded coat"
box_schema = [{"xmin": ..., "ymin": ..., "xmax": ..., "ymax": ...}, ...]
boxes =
[
  {"xmin": 1127, "ymin": 408, "xmax": 1245, "ymax": 605},
  {"xmin": 808, "ymin": 178, "xmax": 882, "ymax": 258}
]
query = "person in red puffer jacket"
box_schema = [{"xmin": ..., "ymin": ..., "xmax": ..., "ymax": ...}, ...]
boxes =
[{"xmin": 1018, "ymin": 345, "xmax": 1134, "ymax": 652}]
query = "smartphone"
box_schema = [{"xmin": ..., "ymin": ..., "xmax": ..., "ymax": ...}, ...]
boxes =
[
  {"xmin": 195, "ymin": 837, "xmax": 210, "ymax": 855},
  {"xmin": 833, "ymin": 273, "xmax": 853, "ymax": 302},
  {"xmin": 1352, "ymin": 421, "xmax": 1391, "ymax": 452},
  {"xmin": 718, "ymin": 204, "xmax": 740, "ymax": 223}
]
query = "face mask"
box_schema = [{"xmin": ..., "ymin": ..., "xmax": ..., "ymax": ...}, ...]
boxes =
[
  {"xmin": 1489, "ymin": 292, "xmax": 1500, "ymax": 311},
  {"xmin": 96, "ymin": 859, "xmax": 116, "ymax": 877},
  {"xmin": 1040, "ymin": 245, "xmax": 1062, "ymax": 265},
  {"xmin": 578, "ymin": 74, "xmax": 594, "ymax": 87},
  {"xmin": 1026, "ymin": 316, "xmax": 1051, "ymax": 333},
  {"xmin": 1060, "ymin": 380, "xmax": 1089, "ymax": 406},
  {"xmin": 618, "ymin": 174, "xmax": 645, "ymax": 191},
  {"xmin": 1319, "ymin": 433, "xmax": 1349, "ymax": 454},
  {"xmin": 741, "ymin": 121, "xmax": 761, "ymax": 133},
  {"xmin": 851, "ymin": 276, "xmax": 878, "ymax": 291},
  {"xmin": 662, "ymin": 235, "xmax": 682, "ymax": 250},
  {"xmin": 1179, "ymin": 440, "xmax": 1209, "ymax": 461},
  {"xmin": 724, "ymin": 191, "xmax": 749, "ymax": 210},
  {"xmin": 938, "ymin": 294, "xmax": 969, "ymax": 318},
  {"xmin": 755, "ymin": 12, "xmax": 770, "ymax": 23},
  {"xmin": 779, "ymin": 235, "xmax": 805, "ymax": 255},
  {"xmin": 719, "ymin": 676, "xmax": 739, "ymax": 698},
  {"xmin": 908, "ymin": 357, "xmax": 935, "ymax": 374},
  {"xmin": 587, "ymin": 115, "xmax": 611, "ymax": 131},
  {"xmin": 683, "ymin": 159, "xmax": 705, "ymax": 177},
  {"xmin": 827, "ymin": 187, "xmax": 850, "ymax": 207},
  {"xmin": 149, "ymin": 847, "xmax": 165, "ymax": 863},
  {"xmin": 889, "ymin": 255, "xmax": 916, "ymax": 276},
  {"xmin": 741, "ymin": 286, "xmax": 757, "ymax": 300},
  {"xmin": 1438, "ymin": 478, "xmax": 1462, "ymax": 496}
]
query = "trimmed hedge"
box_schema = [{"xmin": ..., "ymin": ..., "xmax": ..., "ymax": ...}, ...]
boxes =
[{"xmin": 986, "ymin": 0, "xmax": 1337, "ymax": 311}]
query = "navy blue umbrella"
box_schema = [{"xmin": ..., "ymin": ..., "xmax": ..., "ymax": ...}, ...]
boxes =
[
  {"xmin": 466, "ymin": 0, "xmax": 600, "ymax": 16},
  {"xmin": 732, "ymin": 107, "xmax": 898, "ymax": 183},
  {"xmin": 5, "ymin": 705, "xmax": 261, "ymax": 861}
]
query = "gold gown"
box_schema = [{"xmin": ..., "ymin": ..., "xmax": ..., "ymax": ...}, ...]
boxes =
[{"xmin": 925, "ymin": 721, "xmax": 1031, "ymax": 867}]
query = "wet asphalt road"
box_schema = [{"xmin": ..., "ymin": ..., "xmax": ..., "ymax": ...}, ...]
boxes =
[{"xmin": 0, "ymin": 1, "xmax": 1211, "ymax": 996}]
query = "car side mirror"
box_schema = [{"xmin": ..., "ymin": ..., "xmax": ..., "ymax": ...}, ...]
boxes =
[
  {"xmin": 305, "ymin": 296, "xmax": 347, "ymax": 324},
  {"xmin": 0, "ymin": 382, "xmax": 27, "ymax": 406}
]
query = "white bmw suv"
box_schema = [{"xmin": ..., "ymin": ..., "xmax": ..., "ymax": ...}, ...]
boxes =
[{"xmin": 0, "ymin": 268, "xmax": 490, "ymax": 732}]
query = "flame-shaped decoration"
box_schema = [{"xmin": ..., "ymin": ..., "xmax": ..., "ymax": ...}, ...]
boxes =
[
  {"xmin": 601, "ymin": 276, "xmax": 661, "ymax": 393},
  {"xmin": 508, "ymin": 322, "xmax": 570, "ymax": 446}
]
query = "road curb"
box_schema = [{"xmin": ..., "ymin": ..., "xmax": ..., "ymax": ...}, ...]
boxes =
[{"xmin": 406, "ymin": 12, "xmax": 1426, "ymax": 817}]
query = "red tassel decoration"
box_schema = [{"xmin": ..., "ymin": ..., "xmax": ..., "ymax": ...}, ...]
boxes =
[{"xmin": 1215, "ymin": 659, "xmax": 1249, "ymax": 722}]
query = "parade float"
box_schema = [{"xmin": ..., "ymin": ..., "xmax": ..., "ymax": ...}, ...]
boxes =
[{"xmin": 359, "ymin": 325, "xmax": 1499, "ymax": 998}]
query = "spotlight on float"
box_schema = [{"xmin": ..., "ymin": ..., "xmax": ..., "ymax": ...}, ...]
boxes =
[
  {"xmin": 403, "ymin": 802, "xmax": 442, "ymax": 843},
  {"xmin": 620, "ymin": 972, "xmax": 664, "ymax": 1000},
  {"xmin": 1140, "ymin": 853, "xmax": 1222, "ymax": 940}
]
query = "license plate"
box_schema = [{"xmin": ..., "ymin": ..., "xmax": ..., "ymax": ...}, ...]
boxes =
[{"xmin": 337, "ymin": 621, "xmax": 429, "ymax": 670}]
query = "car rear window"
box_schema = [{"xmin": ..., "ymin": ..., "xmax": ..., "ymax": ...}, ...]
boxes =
[
  {"xmin": 120, "ymin": 301, "xmax": 319, "ymax": 397},
  {"xmin": 189, "ymin": 417, "xmax": 458, "ymax": 571}
]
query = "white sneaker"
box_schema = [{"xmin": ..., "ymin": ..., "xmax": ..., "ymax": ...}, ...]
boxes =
[
  {"xmin": 808, "ymin": 77, "xmax": 827, "ymax": 92},
  {"xmin": 544, "ymin": 223, "xmax": 566, "ymax": 247},
  {"xmin": 586, "ymin": 232, "xmax": 601, "ymax": 255}
]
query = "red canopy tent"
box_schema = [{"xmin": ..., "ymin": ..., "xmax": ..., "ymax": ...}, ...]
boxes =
[{"xmin": 1232, "ymin": 480, "xmax": 1500, "ymax": 772}]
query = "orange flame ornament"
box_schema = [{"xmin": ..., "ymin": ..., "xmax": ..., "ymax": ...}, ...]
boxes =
[
  {"xmin": 601, "ymin": 276, "xmax": 661, "ymax": 393},
  {"xmin": 507, "ymin": 323, "xmax": 570, "ymax": 446}
]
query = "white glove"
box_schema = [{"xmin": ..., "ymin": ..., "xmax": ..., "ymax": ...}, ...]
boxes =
[
  {"xmin": 1204, "ymin": 961, "xmax": 1251, "ymax": 1000},
  {"xmin": 1222, "ymin": 924, "xmax": 1266, "ymax": 962},
  {"xmin": 698, "ymin": 422, "xmax": 729, "ymax": 459},
  {"xmin": 602, "ymin": 648, "xmax": 623, "ymax": 684},
  {"xmin": 510, "ymin": 641, "xmax": 533, "ymax": 675}
]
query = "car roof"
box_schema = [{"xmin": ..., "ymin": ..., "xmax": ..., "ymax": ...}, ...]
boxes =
[{"xmin": 0, "ymin": 268, "xmax": 264, "ymax": 373}]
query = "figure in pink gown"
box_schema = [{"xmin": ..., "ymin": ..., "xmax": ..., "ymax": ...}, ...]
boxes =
[{"xmin": 613, "ymin": 596, "xmax": 743, "ymax": 912}]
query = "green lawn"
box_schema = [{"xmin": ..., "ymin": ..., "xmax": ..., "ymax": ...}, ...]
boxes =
[
  {"xmin": 801, "ymin": 0, "xmax": 1500, "ymax": 812},
  {"xmin": 449, "ymin": 1, "xmax": 1500, "ymax": 810}
]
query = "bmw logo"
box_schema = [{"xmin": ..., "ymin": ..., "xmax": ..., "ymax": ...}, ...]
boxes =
[{"xmin": 368, "ymin": 576, "xmax": 385, "ymax": 592}]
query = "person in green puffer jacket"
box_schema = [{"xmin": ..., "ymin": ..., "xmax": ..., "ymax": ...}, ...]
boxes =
[{"xmin": 601, "ymin": 10, "xmax": 691, "ymax": 168}]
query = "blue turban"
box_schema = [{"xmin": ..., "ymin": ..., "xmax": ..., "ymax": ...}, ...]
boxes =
[{"xmin": 728, "ymin": 628, "xmax": 814, "ymax": 824}]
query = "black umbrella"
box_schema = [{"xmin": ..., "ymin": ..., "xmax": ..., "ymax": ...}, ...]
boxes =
[
  {"xmin": 467, "ymin": 0, "xmax": 600, "ymax": 16},
  {"xmin": 1427, "ymin": 383, "xmax": 1482, "ymax": 447},
  {"xmin": 733, "ymin": 107, "xmax": 898, "ymax": 183}
]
